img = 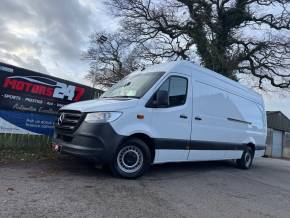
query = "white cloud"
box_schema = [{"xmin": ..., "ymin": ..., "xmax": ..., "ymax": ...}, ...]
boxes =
[{"xmin": 0, "ymin": 0, "xmax": 118, "ymax": 84}]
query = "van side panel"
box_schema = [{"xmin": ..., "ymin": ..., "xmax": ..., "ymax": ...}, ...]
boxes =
[
  {"xmin": 191, "ymin": 81, "xmax": 248, "ymax": 143},
  {"xmin": 189, "ymin": 74, "xmax": 266, "ymax": 161}
]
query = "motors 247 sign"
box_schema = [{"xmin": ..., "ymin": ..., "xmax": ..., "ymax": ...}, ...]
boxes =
[
  {"xmin": 3, "ymin": 76, "xmax": 85, "ymax": 101},
  {"xmin": 0, "ymin": 62, "xmax": 102, "ymax": 135}
]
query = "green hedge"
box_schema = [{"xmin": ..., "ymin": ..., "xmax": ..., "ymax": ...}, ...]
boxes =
[{"xmin": 0, "ymin": 133, "xmax": 55, "ymax": 162}]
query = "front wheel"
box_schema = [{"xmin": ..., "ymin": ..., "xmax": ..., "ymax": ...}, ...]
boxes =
[
  {"xmin": 236, "ymin": 147, "xmax": 254, "ymax": 169},
  {"xmin": 110, "ymin": 138, "xmax": 151, "ymax": 179}
]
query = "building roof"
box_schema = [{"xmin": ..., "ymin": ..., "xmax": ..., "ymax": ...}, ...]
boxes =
[{"xmin": 267, "ymin": 111, "xmax": 290, "ymax": 132}]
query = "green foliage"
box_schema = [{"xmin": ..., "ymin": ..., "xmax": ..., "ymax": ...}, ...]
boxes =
[{"xmin": 0, "ymin": 134, "xmax": 56, "ymax": 163}]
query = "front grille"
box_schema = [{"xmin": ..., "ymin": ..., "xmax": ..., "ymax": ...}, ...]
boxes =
[{"xmin": 55, "ymin": 110, "xmax": 83, "ymax": 132}]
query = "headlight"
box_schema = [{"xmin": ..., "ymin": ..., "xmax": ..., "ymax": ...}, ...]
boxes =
[{"xmin": 84, "ymin": 112, "xmax": 122, "ymax": 123}]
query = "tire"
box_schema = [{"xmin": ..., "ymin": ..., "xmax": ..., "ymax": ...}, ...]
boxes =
[
  {"xmin": 110, "ymin": 138, "xmax": 151, "ymax": 179},
  {"xmin": 237, "ymin": 146, "xmax": 254, "ymax": 169}
]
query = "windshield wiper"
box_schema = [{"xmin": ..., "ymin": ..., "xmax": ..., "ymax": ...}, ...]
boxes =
[{"xmin": 107, "ymin": 96, "xmax": 140, "ymax": 99}]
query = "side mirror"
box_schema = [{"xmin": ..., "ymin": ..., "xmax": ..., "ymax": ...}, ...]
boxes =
[{"xmin": 156, "ymin": 90, "xmax": 169, "ymax": 107}]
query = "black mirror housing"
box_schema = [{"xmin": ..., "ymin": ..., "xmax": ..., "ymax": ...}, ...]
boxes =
[{"xmin": 156, "ymin": 90, "xmax": 169, "ymax": 107}]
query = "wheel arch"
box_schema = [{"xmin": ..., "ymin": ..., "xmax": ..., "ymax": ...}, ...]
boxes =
[
  {"xmin": 247, "ymin": 142, "xmax": 256, "ymax": 156},
  {"xmin": 123, "ymin": 133, "xmax": 156, "ymax": 163}
]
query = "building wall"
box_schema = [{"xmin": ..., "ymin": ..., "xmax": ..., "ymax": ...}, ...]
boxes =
[
  {"xmin": 283, "ymin": 132, "xmax": 290, "ymax": 158},
  {"xmin": 265, "ymin": 129, "xmax": 273, "ymax": 157},
  {"xmin": 266, "ymin": 128, "xmax": 290, "ymax": 159}
]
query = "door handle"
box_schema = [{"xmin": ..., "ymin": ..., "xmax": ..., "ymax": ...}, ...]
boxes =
[
  {"xmin": 180, "ymin": 114, "xmax": 188, "ymax": 119},
  {"xmin": 194, "ymin": 116, "xmax": 202, "ymax": 121}
]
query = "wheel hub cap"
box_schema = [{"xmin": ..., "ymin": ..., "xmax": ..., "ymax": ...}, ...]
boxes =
[
  {"xmin": 245, "ymin": 152, "xmax": 252, "ymax": 167},
  {"xmin": 117, "ymin": 145, "xmax": 144, "ymax": 174}
]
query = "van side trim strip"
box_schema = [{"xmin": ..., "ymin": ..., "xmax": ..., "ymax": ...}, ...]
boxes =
[
  {"xmin": 154, "ymin": 138, "xmax": 266, "ymax": 151},
  {"xmin": 227, "ymin": 117, "xmax": 252, "ymax": 125}
]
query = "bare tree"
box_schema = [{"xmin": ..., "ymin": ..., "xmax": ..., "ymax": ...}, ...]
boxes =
[
  {"xmin": 83, "ymin": 32, "xmax": 144, "ymax": 87},
  {"xmin": 108, "ymin": 0, "xmax": 290, "ymax": 89}
]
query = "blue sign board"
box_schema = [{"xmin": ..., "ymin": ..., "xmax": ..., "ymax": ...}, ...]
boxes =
[{"xmin": 0, "ymin": 62, "xmax": 102, "ymax": 136}]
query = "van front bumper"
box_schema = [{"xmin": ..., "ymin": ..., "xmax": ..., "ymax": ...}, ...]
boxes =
[{"xmin": 52, "ymin": 122, "xmax": 124, "ymax": 164}]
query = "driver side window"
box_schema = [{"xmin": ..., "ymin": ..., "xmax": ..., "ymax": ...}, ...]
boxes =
[{"xmin": 149, "ymin": 76, "xmax": 188, "ymax": 108}]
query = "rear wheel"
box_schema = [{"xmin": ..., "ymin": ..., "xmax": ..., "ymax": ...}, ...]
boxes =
[
  {"xmin": 110, "ymin": 138, "xmax": 151, "ymax": 179},
  {"xmin": 237, "ymin": 146, "xmax": 254, "ymax": 169}
]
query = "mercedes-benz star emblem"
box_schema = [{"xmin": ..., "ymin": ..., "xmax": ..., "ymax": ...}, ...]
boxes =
[{"xmin": 58, "ymin": 113, "xmax": 65, "ymax": 125}]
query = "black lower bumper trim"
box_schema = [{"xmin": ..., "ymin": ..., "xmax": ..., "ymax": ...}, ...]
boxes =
[
  {"xmin": 53, "ymin": 122, "xmax": 125, "ymax": 163},
  {"xmin": 61, "ymin": 143, "xmax": 103, "ymax": 156}
]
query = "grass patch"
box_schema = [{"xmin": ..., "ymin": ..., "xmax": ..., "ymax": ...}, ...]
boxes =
[{"xmin": 0, "ymin": 133, "xmax": 56, "ymax": 163}]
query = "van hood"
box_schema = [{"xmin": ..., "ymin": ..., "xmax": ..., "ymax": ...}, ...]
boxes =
[{"xmin": 60, "ymin": 98, "xmax": 138, "ymax": 112}]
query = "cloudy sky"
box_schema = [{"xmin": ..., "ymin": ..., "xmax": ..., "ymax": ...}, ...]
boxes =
[
  {"xmin": 0, "ymin": 0, "xmax": 289, "ymax": 117},
  {"xmin": 0, "ymin": 0, "xmax": 117, "ymax": 82}
]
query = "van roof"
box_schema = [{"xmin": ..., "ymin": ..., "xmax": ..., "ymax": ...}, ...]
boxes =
[{"xmin": 144, "ymin": 60, "xmax": 263, "ymax": 104}]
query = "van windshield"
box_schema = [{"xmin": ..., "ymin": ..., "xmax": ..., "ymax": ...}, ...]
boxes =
[{"xmin": 101, "ymin": 72, "xmax": 164, "ymax": 99}]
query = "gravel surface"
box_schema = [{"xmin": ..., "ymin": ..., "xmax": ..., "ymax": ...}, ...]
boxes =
[{"xmin": 1, "ymin": 157, "xmax": 290, "ymax": 218}]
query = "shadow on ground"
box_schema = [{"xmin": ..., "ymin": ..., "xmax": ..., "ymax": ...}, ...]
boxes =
[{"xmin": 41, "ymin": 156, "xmax": 240, "ymax": 180}]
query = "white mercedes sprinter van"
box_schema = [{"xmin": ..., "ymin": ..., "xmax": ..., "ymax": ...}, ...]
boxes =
[{"xmin": 52, "ymin": 61, "xmax": 267, "ymax": 178}]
